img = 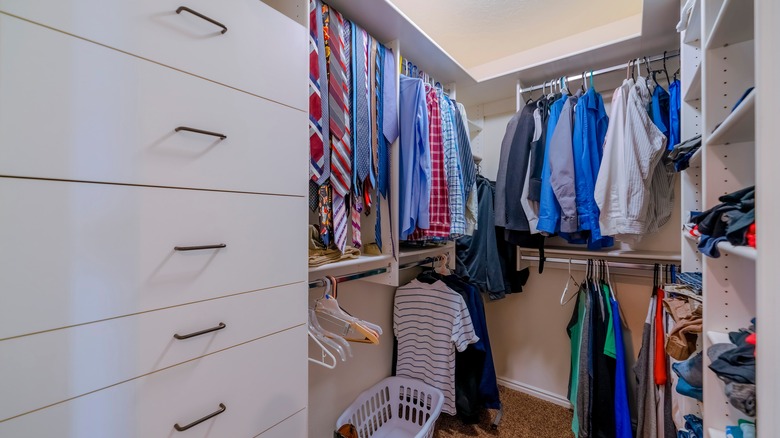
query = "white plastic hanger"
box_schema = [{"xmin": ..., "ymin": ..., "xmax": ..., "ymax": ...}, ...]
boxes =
[
  {"xmin": 560, "ymin": 258, "xmax": 580, "ymax": 305},
  {"xmin": 309, "ymin": 308, "xmax": 351, "ymax": 360},
  {"xmin": 308, "ymin": 330, "xmax": 337, "ymax": 369},
  {"xmin": 314, "ymin": 277, "xmax": 381, "ymax": 344}
]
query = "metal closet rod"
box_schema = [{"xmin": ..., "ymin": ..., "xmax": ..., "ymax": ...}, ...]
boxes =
[
  {"xmin": 308, "ymin": 255, "xmax": 448, "ymax": 289},
  {"xmin": 519, "ymin": 50, "xmax": 680, "ymax": 94},
  {"xmin": 520, "ymin": 255, "xmax": 680, "ymax": 271},
  {"xmin": 308, "ymin": 267, "xmax": 389, "ymax": 289}
]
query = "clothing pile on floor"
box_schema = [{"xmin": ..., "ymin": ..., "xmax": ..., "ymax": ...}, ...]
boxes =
[
  {"xmin": 708, "ymin": 320, "xmax": 757, "ymax": 417},
  {"xmin": 684, "ymin": 186, "xmax": 755, "ymax": 257}
]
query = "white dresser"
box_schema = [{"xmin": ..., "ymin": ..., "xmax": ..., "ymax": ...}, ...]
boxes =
[{"xmin": 0, "ymin": 1, "xmax": 308, "ymax": 436}]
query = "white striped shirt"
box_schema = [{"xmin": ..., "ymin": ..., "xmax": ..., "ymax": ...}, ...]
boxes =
[
  {"xmin": 394, "ymin": 280, "xmax": 478, "ymax": 415},
  {"xmin": 595, "ymin": 77, "xmax": 670, "ymax": 240}
]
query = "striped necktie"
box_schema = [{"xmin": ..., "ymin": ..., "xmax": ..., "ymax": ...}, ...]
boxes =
[
  {"xmin": 353, "ymin": 28, "xmax": 371, "ymax": 190},
  {"xmin": 326, "ymin": 7, "xmax": 351, "ymax": 252},
  {"xmin": 308, "ymin": 0, "xmax": 329, "ymax": 183},
  {"xmin": 308, "ymin": 0, "xmax": 330, "ymax": 211}
]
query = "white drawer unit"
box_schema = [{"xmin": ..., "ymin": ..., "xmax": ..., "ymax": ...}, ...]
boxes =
[
  {"xmin": 0, "ymin": 177, "xmax": 307, "ymax": 340},
  {"xmin": 0, "ymin": 326, "xmax": 308, "ymax": 438},
  {"xmin": 254, "ymin": 409, "xmax": 307, "ymax": 438},
  {"xmin": 0, "ymin": 0, "xmax": 307, "ymax": 110},
  {"xmin": 0, "ymin": 14, "xmax": 308, "ymax": 196},
  {"xmin": 0, "ymin": 283, "xmax": 305, "ymax": 422}
]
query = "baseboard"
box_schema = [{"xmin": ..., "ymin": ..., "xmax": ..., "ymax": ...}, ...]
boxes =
[{"xmin": 496, "ymin": 376, "xmax": 573, "ymax": 409}]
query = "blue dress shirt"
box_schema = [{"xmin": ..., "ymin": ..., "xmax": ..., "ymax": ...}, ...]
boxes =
[
  {"xmin": 572, "ymin": 88, "xmax": 614, "ymax": 249},
  {"xmin": 399, "ymin": 75, "xmax": 431, "ymax": 239},
  {"xmin": 536, "ymin": 95, "xmax": 567, "ymax": 235}
]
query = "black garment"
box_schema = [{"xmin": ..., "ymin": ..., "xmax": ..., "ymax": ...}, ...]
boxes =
[
  {"xmin": 443, "ymin": 275, "xmax": 501, "ymax": 410},
  {"xmin": 709, "ymin": 329, "xmax": 756, "ymax": 384},
  {"xmin": 456, "ymin": 177, "xmax": 505, "ymax": 296},
  {"xmin": 529, "ymin": 97, "xmax": 552, "ymax": 201},
  {"xmin": 504, "ymin": 103, "xmax": 536, "ymax": 232},
  {"xmin": 590, "ymin": 282, "xmax": 616, "ymax": 438},
  {"xmin": 417, "ymin": 272, "xmax": 501, "ymax": 422}
]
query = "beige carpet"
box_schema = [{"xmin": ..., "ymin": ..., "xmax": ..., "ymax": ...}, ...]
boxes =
[{"xmin": 434, "ymin": 386, "xmax": 574, "ymax": 438}]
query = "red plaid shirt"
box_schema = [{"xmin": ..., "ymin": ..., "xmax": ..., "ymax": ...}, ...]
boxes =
[{"xmin": 409, "ymin": 85, "xmax": 451, "ymax": 240}]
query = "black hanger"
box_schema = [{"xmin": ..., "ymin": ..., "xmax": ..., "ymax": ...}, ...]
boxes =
[{"xmin": 662, "ymin": 51, "xmax": 671, "ymax": 85}]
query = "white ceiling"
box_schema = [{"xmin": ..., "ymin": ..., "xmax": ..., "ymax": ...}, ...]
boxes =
[
  {"xmin": 321, "ymin": 0, "xmax": 680, "ymax": 106},
  {"xmin": 389, "ymin": 0, "xmax": 643, "ymax": 70}
]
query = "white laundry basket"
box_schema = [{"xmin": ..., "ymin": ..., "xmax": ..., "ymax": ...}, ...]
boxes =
[{"xmin": 336, "ymin": 376, "xmax": 444, "ymax": 438}]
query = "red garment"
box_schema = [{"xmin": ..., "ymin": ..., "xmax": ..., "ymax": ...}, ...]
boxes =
[
  {"xmin": 654, "ymin": 288, "xmax": 667, "ymax": 385},
  {"xmin": 408, "ymin": 85, "xmax": 450, "ymax": 240},
  {"xmin": 746, "ymin": 223, "xmax": 756, "ymax": 248},
  {"xmin": 747, "ymin": 332, "xmax": 757, "ymax": 357}
]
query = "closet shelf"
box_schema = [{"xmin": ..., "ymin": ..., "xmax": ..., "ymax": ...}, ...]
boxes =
[
  {"xmin": 707, "ymin": 330, "xmax": 732, "ymax": 345},
  {"xmin": 682, "ymin": 0, "xmax": 701, "ymax": 47},
  {"xmin": 708, "ymin": 428, "xmax": 726, "ymax": 438},
  {"xmin": 399, "ymin": 243, "xmax": 454, "ymax": 265},
  {"xmin": 517, "ymin": 246, "xmax": 681, "ymax": 262},
  {"xmin": 687, "ymin": 147, "xmax": 703, "ymax": 168},
  {"xmin": 682, "ymin": 230, "xmax": 700, "ymax": 244},
  {"xmin": 467, "ymin": 119, "xmax": 483, "ymax": 133},
  {"xmin": 684, "ymin": 63, "xmax": 701, "ymax": 103},
  {"xmin": 308, "ymin": 254, "xmax": 393, "ymax": 276},
  {"xmin": 706, "ymin": 0, "xmax": 754, "ymax": 50},
  {"xmin": 707, "ymin": 91, "xmax": 755, "ymax": 146},
  {"xmin": 717, "ymin": 242, "xmax": 757, "ymax": 261}
]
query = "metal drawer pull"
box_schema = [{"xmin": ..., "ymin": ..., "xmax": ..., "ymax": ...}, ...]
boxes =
[
  {"xmin": 174, "ymin": 322, "xmax": 226, "ymax": 340},
  {"xmin": 174, "ymin": 403, "xmax": 227, "ymax": 431},
  {"xmin": 174, "ymin": 244, "xmax": 227, "ymax": 252},
  {"xmin": 175, "ymin": 6, "xmax": 228, "ymax": 34},
  {"xmin": 175, "ymin": 126, "xmax": 227, "ymax": 140}
]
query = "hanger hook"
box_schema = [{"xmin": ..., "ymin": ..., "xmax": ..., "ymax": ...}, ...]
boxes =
[
  {"xmin": 327, "ymin": 275, "xmax": 338, "ymax": 299},
  {"xmin": 322, "ymin": 276, "xmax": 332, "ymax": 297}
]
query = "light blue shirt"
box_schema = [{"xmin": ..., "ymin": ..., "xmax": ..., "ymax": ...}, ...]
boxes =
[
  {"xmin": 536, "ymin": 95, "xmax": 567, "ymax": 235},
  {"xmin": 399, "ymin": 75, "xmax": 431, "ymax": 239},
  {"xmin": 573, "ymin": 88, "xmax": 613, "ymax": 249}
]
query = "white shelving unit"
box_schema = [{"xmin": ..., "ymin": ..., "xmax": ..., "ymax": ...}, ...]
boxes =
[
  {"xmin": 680, "ymin": 1, "xmax": 703, "ymax": 273},
  {"xmin": 682, "ymin": 0, "xmax": 758, "ymax": 435}
]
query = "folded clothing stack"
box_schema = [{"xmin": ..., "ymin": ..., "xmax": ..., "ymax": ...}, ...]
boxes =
[
  {"xmin": 669, "ymin": 135, "xmax": 702, "ymax": 171},
  {"xmin": 676, "ymin": 414, "xmax": 703, "ymax": 438},
  {"xmin": 687, "ymin": 186, "xmax": 755, "ymax": 258},
  {"xmin": 725, "ymin": 420, "xmax": 756, "ymax": 438},
  {"xmin": 707, "ymin": 320, "xmax": 757, "ymax": 417}
]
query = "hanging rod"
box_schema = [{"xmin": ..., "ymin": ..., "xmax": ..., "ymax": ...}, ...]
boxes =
[
  {"xmin": 398, "ymin": 255, "xmax": 446, "ymax": 271},
  {"xmin": 519, "ymin": 255, "xmax": 679, "ymax": 271},
  {"xmin": 519, "ymin": 50, "xmax": 680, "ymax": 94},
  {"xmin": 308, "ymin": 267, "xmax": 389, "ymax": 289}
]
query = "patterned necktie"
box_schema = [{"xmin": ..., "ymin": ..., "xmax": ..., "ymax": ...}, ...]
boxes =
[
  {"xmin": 351, "ymin": 196, "xmax": 362, "ymax": 248},
  {"xmin": 375, "ymin": 44, "xmax": 385, "ymax": 251},
  {"xmin": 326, "ymin": 8, "xmax": 350, "ymax": 197},
  {"xmin": 370, "ymin": 38, "xmax": 379, "ymax": 184},
  {"xmin": 318, "ymin": 185, "xmax": 332, "ymax": 246},
  {"xmin": 308, "ymin": 0, "xmax": 326, "ymax": 212},
  {"xmin": 353, "ymin": 27, "xmax": 371, "ymax": 189},
  {"xmin": 326, "ymin": 7, "xmax": 351, "ymax": 252}
]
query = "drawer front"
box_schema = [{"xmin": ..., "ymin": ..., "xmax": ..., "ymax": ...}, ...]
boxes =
[
  {"xmin": 0, "ymin": 283, "xmax": 305, "ymax": 422},
  {"xmin": 0, "ymin": 178, "xmax": 306, "ymax": 340},
  {"xmin": 0, "ymin": 326, "xmax": 308, "ymax": 438},
  {"xmin": 0, "ymin": 14, "xmax": 307, "ymax": 196},
  {"xmin": 0, "ymin": 0, "xmax": 307, "ymax": 110},
  {"xmin": 254, "ymin": 409, "xmax": 307, "ymax": 438}
]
